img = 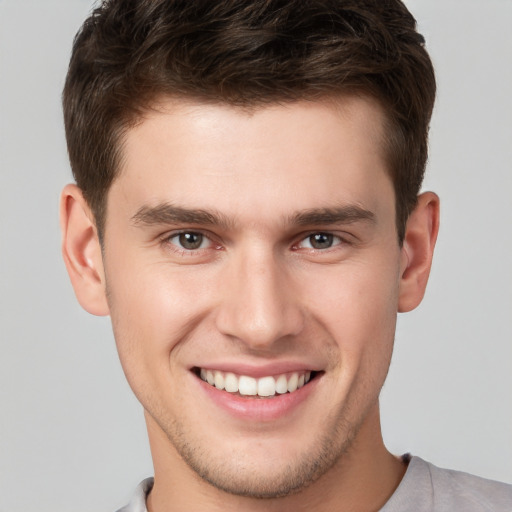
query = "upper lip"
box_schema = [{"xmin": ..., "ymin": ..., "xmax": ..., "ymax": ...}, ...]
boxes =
[{"xmin": 191, "ymin": 361, "xmax": 322, "ymax": 378}]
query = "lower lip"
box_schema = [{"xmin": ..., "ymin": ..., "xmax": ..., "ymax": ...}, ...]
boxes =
[{"xmin": 196, "ymin": 374, "xmax": 319, "ymax": 422}]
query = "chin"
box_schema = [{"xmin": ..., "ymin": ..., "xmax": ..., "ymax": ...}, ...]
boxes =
[{"xmin": 164, "ymin": 415, "xmax": 358, "ymax": 499}]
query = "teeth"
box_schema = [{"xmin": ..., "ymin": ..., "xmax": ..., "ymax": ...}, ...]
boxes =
[
  {"xmin": 275, "ymin": 374, "xmax": 288, "ymax": 394},
  {"xmin": 239, "ymin": 376, "xmax": 257, "ymax": 396},
  {"xmin": 257, "ymin": 376, "xmax": 276, "ymax": 397},
  {"xmin": 287, "ymin": 373, "xmax": 298, "ymax": 392},
  {"xmin": 214, "ymin": 372, "xmax": 225, "ymax": 390},
  {"xmin": 199, "ymin": 369, "xmax": 314, "ymax": 397},
  {"xmin": 224, "ymin": 372, "xmax": 238, "ymax": 393}
]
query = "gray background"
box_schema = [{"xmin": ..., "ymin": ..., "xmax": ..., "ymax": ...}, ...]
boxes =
[{"xmin": 0, "ymin": 0, "xmax": 511, "ymax": 510}]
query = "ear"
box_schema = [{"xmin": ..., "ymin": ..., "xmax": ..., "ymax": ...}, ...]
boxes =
[
  {"xmin": 60, "ymin": 184, "xmax": 109, "ymax": 316},
  {"xmin": 398, "ymin": 191, "xmax": 440, "ymax": 312}
]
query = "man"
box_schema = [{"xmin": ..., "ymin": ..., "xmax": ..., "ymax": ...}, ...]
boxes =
[{"xmin": 59, "ymin": 1, "xmax": 512, "ymax": 511}]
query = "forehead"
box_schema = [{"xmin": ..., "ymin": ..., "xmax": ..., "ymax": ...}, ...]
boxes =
[{"xmin": 109, "ymin": 96, "xmax": 393, "ymax": 227}]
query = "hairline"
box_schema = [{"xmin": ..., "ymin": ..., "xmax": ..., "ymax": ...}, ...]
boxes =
[{"xmin": 94, "ymin": 92, "xmax": 405, "ymax": 246}]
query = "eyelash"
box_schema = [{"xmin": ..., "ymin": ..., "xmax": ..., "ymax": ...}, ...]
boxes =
[
  {"xmin": 293, "ymin": 232, "xmax": 345, "ymax": 251},
  {"xmin": 160, "ymin": 230, "xmax": 220, "ymax": 256},
  {"xmin": 160, "ymin": 230, "xmax": 351, "ymax": 257}
]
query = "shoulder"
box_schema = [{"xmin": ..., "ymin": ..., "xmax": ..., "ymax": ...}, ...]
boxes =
[
  {"xmin": 381, "ymin": 456, "xmax": 512, "ymax": 512},
  {"xmin": 426, "ymin": 459, "xmax": 512, "ymax": 511},
  {"xmin": 115, "ymin": 477, "xmax": 154, "ymax": 512}
]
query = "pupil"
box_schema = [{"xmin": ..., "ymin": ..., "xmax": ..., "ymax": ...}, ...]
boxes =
[
  {"xmin": 179, "ymin": 232, "xmax": 202, "ymax": 249},
  {"xmin": 311, "ymin": 233, "xmax": 333, "ymax": 249}
]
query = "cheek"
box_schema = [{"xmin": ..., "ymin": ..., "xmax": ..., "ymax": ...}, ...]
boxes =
[
  {"xmin": 107, "ymin": 253, "xmax": 207, "ymax": 333},
  {"xmin": 104, "ymin": 256, "xmax": 202, "ymax": 383},
  {"xmin": 309, "ymin": 255, "xmax": 401, "ymax": 364},
  {"xmin": 106, "ymin": 276, "xmax": 189, "ymax": 416},
  {"xmin": 105, "ymin": 250, "xmax": 231, "ymax": 394}
]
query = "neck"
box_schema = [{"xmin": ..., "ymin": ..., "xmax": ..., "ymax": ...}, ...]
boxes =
[{"xmin": 145, "ymin": 404, "xmax": 407, "ymax": 512}]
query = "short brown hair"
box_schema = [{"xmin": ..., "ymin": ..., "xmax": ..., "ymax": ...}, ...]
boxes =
[{"xmin": 63, "ymin": 0, "xmax": 435, "ymax": 243}]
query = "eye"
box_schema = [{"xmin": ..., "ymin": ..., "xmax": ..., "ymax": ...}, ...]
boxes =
[
  {"xmin": 298, "ymin": 232, "xmax": 341, "ymax": 250},
  {"xmin": 168, "ymin": 232, "xmax": 210, "ymax": 250}
]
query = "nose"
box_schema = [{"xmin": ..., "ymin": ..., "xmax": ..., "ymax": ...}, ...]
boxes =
[{"xmin": 215, "ymin": 247, "xmax": 304, "ymax": 350}]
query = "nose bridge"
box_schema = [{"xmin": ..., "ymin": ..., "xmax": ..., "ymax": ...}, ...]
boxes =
[{"xmin": 216, "ymin": 244, "xmax": 303, "ymax": 348}]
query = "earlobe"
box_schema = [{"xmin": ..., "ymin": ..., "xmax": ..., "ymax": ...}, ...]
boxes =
[
  {"xmin": 60, "ymin": 184, "xmax": 109, "ymax": 316},
  {"xmin": 398, "ymin": 191, "xmax": 440, "ymax": 313}
]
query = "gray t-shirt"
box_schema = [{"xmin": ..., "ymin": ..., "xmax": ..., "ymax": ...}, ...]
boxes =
[{"xmin": 116, "ymin": 456, "xmax": 512, "ymax": 511}]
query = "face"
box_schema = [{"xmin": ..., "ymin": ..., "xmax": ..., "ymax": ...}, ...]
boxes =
[{"xmin": 102, "ymin": 97, "xmax": 405, "ymax": 497}]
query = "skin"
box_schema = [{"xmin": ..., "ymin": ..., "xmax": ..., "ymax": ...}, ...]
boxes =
[{"xmin": 61, "ymin": 97, "xmax": 439, "ymax": 511}]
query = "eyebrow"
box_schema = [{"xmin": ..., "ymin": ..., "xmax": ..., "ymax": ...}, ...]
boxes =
[
  {"xmin": 289, "ymin": 206, "xmax": 375, "ymax": 226},
  {"xmin": 131, "ymin": 203, "xmax": 234, "ymax": 230},
  {"xmin": 131, "ymin": 203, "xmax": 375, "ymax": 229}
]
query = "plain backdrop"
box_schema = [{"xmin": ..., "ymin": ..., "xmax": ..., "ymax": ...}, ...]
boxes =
[{"xmin": 0, "ymin": 1, "xmax": 511, "ymax": 510}]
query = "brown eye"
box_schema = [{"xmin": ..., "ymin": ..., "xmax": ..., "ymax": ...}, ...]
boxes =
[
  {"xmin": 174, "ymin": 232, "xmax": 205, "ymax": 250},
  {"xmin": 308, "ymin": 233, "xmax": 334, "ymax": 249}
]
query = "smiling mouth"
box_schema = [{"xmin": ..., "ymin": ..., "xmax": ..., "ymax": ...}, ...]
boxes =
[{"xmin": 195, "ymin": 368, "xmax": 319, "ymax": 398}]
